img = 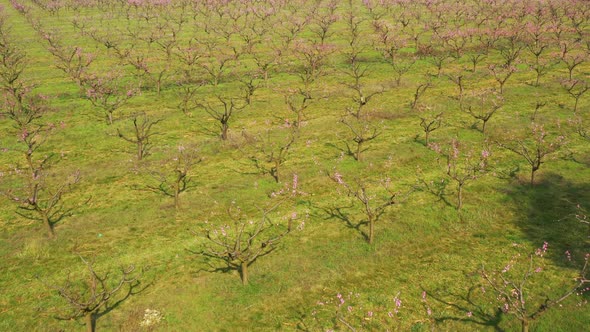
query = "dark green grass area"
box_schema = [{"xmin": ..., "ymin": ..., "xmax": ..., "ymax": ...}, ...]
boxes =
[{"xmin": 0, "ymin": 0, "xmax": 589, "ymax": 331}]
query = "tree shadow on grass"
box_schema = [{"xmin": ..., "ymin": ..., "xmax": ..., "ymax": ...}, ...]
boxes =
[
  {"xmin": 93, "ymin": 277, "xmax": 148, "ymax": 322},
  {"xmin": 422, "ymin": 286, "xmax": 506, "ymax": 332},
  {"xmin": 325, "ymin": 142, "xmax": 351, "ymax": 160},
  {"xmin": 421, "ymin": 172, "xmax": 590, "ymax": 331},
  {"xmin": 502, "ymin": 172, "xmax": 589, "ymax": 268},
  {"xmin": 314, "ymin": 202, "xmax": 370, "ymax": 243}
]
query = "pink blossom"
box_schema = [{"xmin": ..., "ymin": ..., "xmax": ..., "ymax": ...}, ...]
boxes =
[
  {"xmin": 535, "ymin": 241, "xmax": 548, "ymax": 256},
  {"xmin": 297, "ymin": 221, "xmax": 305, "ymax": 231},
  {"xmin": 292, "ymin": 174, "xmax": 298, "ymax": 193},
  {"xmin": 428, "ymin": 142, "xmax": 442, "ymax": 154},
  {"xmin": 451, "ymin": 139, "xmax": 460, "ymax": 159},
  {"xmin": 20, "ymin": 128, "xmax": 29, "ymax": 141},
  {"xmin": 333, "ymin": 172, "xmax": 344, "ymax": 184},
  {"xmin": 391, "ymin": 293, "xmax": 402, "ymax": 314}
]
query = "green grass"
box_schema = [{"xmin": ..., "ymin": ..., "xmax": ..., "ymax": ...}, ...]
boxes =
[{"xmin": 0, "ymin": 0, "xmax": 589, "ymax": 331}]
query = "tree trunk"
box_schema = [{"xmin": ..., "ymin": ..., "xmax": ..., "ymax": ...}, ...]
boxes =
[
  {"xmin": 530, "ymin": 167, "xmax": 537, "ymax": 186},
  {"xmin": 174, "ymin": 190, "xmax": 180, "ymax": 210},
  {"xmin": 522, "ymin": 318, "xmax": 529, "ymax": 332},
  {"xmin": 221, "ymin": 122, "xmax": 229, "ymax": 140},
  {"xmin": 368, "ymin": 218, "xmax": 374, "ymax": 245},
  {"xmin": 85, "ymin": 312, "xmax": 95, "ymax": 332},
  {"xmin": 156, "ymin": 73, "xmax": 163, "ymax": 96},
  {"xmin": 43, "ymin": 214, "xmax": 55, "ymax": 239},
  {"xmin": 174, "ymin": 178, "xmax": 181, "ymax": 209},
  {"xmin": 25, "ymin": 152, "xmax": 34, "ymax": 175},
  {"xmin": 107, "ymin": 111, "xmax": 114, "ymax": 125},
  {"xmin": 356, "ymin": 142, "xmax": 362, "ymax": 162},
  {"xmin": 240, "ymin": 262, "xmax": 249, "ymax": 286},
  {"xmin": 137, "ymin": 141, "xmax": 143, "ymax": 161},
  {"xmin": 457, "ymin": 183, "xmax": 463, "ymax": 210},
  {"xmin": 273, "ymin": 162, "xmax": 280, "ymax": 183}
]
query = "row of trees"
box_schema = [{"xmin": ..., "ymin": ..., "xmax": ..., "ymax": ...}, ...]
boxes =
[
  {"xmin": 0, "ymin": 10, "xmax": 81, "ymax": 239},
  {"xmin": 8, "ymin": 0, "xmax": 589, "ymax": 114}
]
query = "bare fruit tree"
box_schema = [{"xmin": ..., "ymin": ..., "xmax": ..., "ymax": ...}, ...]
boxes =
[
  {"xmin": 481, "ymin": 242, "xmax": 589, "ymax": 332},
  {"xmin": 83, "ymin": 70, "xmax": 137, "ymax": 125},
  {"xmin": 328, "ymin": 171, "xmax": 401, "ymax": 244},
  {"xmin": 197, "ymin": 95, "xmax": 248, "ymax": 140},
  {"xmin": 197, "ymin": 201, "xmax": 290, "ymax": 285},
  {"xmin": 340, "ymin": 116, "xmax": 381, "ymax": 162},
  {"xmin": 145, "ymin": 144, "xmax": 202, "ymax": 210},
  {"xmin": 428, "ymin": 139, "xmax": 490, "ymax": 210},
  {"xmin": 416, "ymin": 104, "xmax": 443, "ymax": 146},
  {"xmin": 561, "ymin": 78, "xmax": 589, "ymax": 114},
  {"xmin": 496, "ymin": 123, "xmax": 566, "ymax": 185},
  {"xmin": 116, "ymin": 112, "xmax": 161, "ymax": 161},
  {"xmin": 43, "ymin": 256, "xmax": 141, "ymax": 332},
  {"xmin": 460, "ymin": 89, "xmax": 503, "ymax": 135},
  {"xmin": 246, "ymin": 126, "xmax": 298, "ymax": 183}
]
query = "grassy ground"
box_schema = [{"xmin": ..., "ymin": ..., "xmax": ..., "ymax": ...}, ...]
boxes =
[{"xmin": 0, "ymin": 0, "xmax": 589, "ymax": 331}]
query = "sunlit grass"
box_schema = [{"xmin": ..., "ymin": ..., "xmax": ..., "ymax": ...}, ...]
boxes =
[{"xmin": 0, "ymin": 0, "xmax": 589, "ymax": 331}]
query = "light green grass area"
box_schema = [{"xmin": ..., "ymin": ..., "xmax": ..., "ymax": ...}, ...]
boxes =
[{"xmin": 0, "ymin": 0, "xmax": 589, "ymax": 331}]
